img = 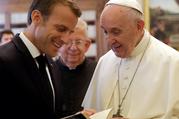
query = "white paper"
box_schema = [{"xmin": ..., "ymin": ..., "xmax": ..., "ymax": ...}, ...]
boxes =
[{"xmin": 90, "ymin": 108, "xmax": 112, "ymax": 119}]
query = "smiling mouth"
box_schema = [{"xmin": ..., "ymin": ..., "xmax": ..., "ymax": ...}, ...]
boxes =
[
  {"xmin": 112, "ymin": 44, "xmax": 121, "ymax": 50},
  {"xmin": 114, "ymin": 46, "xmax": 120, "ymax": 49},
  {"xmin": 53, "ymin": 39, "xmax": 65, "ymax": 48},
  {"xmin": 54, "ymin": 42, "xmax": 61, "ymax": 48}
]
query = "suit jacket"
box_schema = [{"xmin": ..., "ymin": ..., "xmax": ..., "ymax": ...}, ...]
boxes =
[
  {"xmin": 55, "ymin": 58, "xmax": 97, "ymax": 118},
  {"xmin": 0, "ymin": 34, "xmax": 61, "ymax": 119}
]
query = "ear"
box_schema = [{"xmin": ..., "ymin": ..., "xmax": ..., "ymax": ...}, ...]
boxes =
[
  {"xmin": 137, "ymin": 20, "xmax": 145, "ymax": 31},
  {"xmin": 31, "ymin": 10, "xmax": 42, "ymax": 25},
  {"xmin": 84, "ymin": 38, "xmax": 91, "ymax": 52}
]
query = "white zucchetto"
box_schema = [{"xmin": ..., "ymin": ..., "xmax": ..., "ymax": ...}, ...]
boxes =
[{"xmin": 106, "ymin": 0, "xmax": 143, "ymax": 14}]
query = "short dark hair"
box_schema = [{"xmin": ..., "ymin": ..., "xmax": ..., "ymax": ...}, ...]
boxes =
[
  {"xmin": 27, "ymin": 0, "xmax": 81, "ymax": 25},
  {"xmin": 0, "ymin": 29, "xmax": 14, "ymax": 41}
]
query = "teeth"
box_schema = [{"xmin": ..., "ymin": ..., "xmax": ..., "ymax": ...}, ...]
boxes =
[
  {"xmin": 113, "ymin": 44, "xmax": 120, "ymax": 48},
  {"xmin": 54, "ymin": 42, "xmax": 61, "ymax": 48},
  {"xmin": 115, "ymin": 45, "xmax": 120, "ymax": 48}
]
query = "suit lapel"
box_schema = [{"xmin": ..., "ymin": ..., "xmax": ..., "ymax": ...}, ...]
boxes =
[
  {"xmin": 12, "ymin": 34, "xmax": 54, "ymax": 111},
  {"xmin": 46, "ymin": 56, "xmax": 62, "ymax": 111}
]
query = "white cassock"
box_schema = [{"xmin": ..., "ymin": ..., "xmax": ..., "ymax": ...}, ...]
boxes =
[{"xmin": 82, "ymin": 30, "xmax": 179, "ymax": 119}]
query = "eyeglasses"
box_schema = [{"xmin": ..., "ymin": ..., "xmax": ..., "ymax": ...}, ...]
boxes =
[{"xmin": 65, "ymin": 40, "xmax": 86, "ymax": 46}]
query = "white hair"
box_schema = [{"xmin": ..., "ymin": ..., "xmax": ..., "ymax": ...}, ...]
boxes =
[{"xmin": 75, "ymin": 18, "xmax": 88, "ymax": 36}]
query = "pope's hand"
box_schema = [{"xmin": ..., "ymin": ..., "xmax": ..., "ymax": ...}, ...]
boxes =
[{"xmin": 81, "ymin": 108, "xmax": 96, "ymax": 117}]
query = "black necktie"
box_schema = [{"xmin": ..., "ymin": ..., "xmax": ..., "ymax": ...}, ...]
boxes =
[
  {"xmin": 36, "ymin": 55, "xmax": 54, "ymax": 110},
  {"xmin": 36, "ymin": 55, "xmax": 48, "ymax": 77}
]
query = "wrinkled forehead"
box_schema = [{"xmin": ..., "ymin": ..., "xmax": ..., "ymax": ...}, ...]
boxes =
[
  {"xmin": 100, "ymin": 5, "xmax": 131, "ymax": 25},
  {"xmin": 71, "ymin": 27, "xmax": 87, "ymax": 37},
  {"xmin": 67, "ymin": 30, "xmax": 86, "ymax": 42},
  {"xmin": 2, "ymin": 33, "xmax": 14, "ymax": 37},
  {"xmin": 102, "ymin": 4, "xmax": 131, "ymax": 17}
]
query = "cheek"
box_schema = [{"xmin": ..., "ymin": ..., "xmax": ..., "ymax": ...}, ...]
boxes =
[
  {"xmin": 35, "ymin": 28, "xmax": 48, "ymax": 45},
  {"xmin": 59, "ymin": 47, "xmax": 67, "ymax": 55},
  {"xmin": 59, "ymin": 50, "xmax": 68, "ymax": 62},
  {"xmin": 125, "ymin": 38, "xmax": 135, "ymax": 50},
  {"xmin": 124, "ymin": 40, "xmax": 137, "ymax": 55},
  {"xmin": 108, "ymin": 39, "xmax": 113, "ymax": 46},
  {"xmin": 79, "ymin": 53, "xmax": 84, "ymax": 58}
]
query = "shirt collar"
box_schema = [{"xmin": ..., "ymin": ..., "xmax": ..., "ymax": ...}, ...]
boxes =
[{"xmin": 19, "ymin": 32, "xmax": 41, "ymax": 58}]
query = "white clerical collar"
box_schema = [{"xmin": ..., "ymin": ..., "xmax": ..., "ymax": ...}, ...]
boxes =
[
  {"xmin": 130, "ymin": 29, "xmax": 150, "ymax": 57},
  {"xmin": 19, "ymin": 32, "xmax": 41, "ymax": 58}
]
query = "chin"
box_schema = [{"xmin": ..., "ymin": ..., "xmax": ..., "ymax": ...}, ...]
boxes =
[
  {"xmin": 113, "ymin": 50, "xmax": 121, "ymax": 57},
  {"xmin": 67, "ymin": 62, "xmax": 78, "ymax": 68},
  {"xmin": 114, "ymin": 53, "xmax": 121, "ymax": 57},
  {"xmin": 48, "ymin": 52, "xmax": 58, "ymax": 58},
  {"xmin": 114, "ymin": 52, "xmax": 126, "ymax": 58},
  {"xmin": 68, "ymin": 65, "xmax": 77, "ymax": 70}
]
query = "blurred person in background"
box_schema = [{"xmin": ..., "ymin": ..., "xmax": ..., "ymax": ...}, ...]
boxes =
[
  {"xmin": 150, "ymin": 19, "xmax": 170, "ymax": 45},
  {"xmin": 0, "ymin": 29, "xmax": 14, "ymax": 45}
]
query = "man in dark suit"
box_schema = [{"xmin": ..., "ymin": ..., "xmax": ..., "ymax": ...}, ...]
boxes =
[{"xmin": 0, "ymin": 0, "xmax": 81, "ymax": 119}]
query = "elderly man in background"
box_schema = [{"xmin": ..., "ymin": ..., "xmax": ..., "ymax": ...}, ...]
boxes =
[
  {"xmin": 55, "ymin": 18, "xmax": 97, "ymax": 118},
  {"xmin": 82, "ymin": 0, "xmax": 179, "ymax": 119}
]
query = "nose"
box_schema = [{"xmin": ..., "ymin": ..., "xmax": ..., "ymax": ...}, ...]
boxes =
[
  {"xmin": 69, "ymin": 43, "xmax": 78, "ymax": 50},
  {"xmin": 105, "ymin": 34, "xmax": 115, "ymax": 43}
]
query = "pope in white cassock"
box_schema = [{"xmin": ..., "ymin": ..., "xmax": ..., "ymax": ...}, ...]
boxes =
[{"xmin": 82, "ymin": 0, "xmax": 179, "ymax": 119}]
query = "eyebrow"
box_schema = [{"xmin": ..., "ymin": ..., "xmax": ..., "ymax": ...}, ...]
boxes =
[
  {"xmin": 111, "ymin": 27, "xmax": 121, "ymax": 32},
  {"xmin": 54, "ymin": 24, "xmax": 67, "ymax": 29}
]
